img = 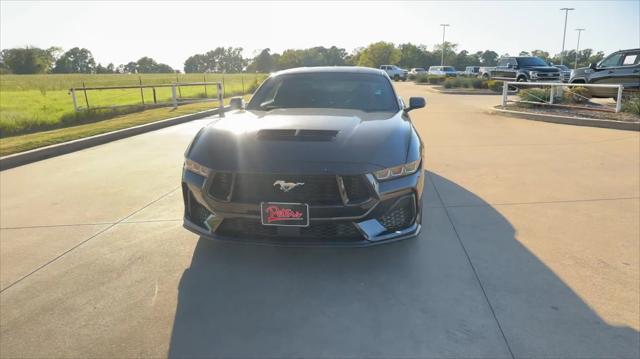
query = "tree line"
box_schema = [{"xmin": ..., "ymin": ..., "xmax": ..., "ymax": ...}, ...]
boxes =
[{"xmin": 0, "ymin": 42, "xmax": 606, "ymax": 75}]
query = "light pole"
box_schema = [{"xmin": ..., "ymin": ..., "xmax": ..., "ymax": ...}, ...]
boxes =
[
  {"xmin": 440, "ymin": 24, "xmax": 449, "ymax": 66},
  {"xmin": 559, "ymin": 7, "xmax": 575, "ymax": 65},
  {"xmin": 574, "ymin": 28, "xmax": 585, "ymax": 69}
]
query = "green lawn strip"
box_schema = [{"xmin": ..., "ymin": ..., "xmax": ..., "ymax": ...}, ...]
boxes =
[{"xmin": 0, "ymin": 97, "xmax": 247, "ymax": 156}]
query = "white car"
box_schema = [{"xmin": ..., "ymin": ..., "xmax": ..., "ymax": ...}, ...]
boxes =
[
  {"xmin": 428, "ymin": 66, "xmax": 458, "ymax": 77},
  {"xmin": 409, "ymin": 68, "xmax": 426, "ymax": 75},
  {"xmin": 380, "ymin": 65, "xmax": 408, "ymax": 81}
]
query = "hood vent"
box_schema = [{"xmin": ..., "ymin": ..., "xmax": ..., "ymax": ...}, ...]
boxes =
[{"xmin": 257, "ymin": 129, "xmax": 339, "ymax": 141}]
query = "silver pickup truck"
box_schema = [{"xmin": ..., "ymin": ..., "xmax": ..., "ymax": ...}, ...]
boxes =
[{"xmin": 380, "ymin": 65, "xmax": 408, "ymax": 81}]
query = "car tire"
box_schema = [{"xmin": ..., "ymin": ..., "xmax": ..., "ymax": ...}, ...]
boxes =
[
  {"xmin": 482, "ymin": 74, "xmax": 490, "ymax": 80},
  {"xmin": 393, "ymin": 75, "xmax": 400, "ymax": 81}
]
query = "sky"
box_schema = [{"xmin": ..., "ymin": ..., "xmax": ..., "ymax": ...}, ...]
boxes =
[{"xmin": 1, "ymin": 0, "xmax": 639, "ymax": 70}]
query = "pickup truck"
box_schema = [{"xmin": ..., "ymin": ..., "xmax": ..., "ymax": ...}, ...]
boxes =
[
  {"xmin": 570, "ymin": 48, "xmax": 640, "ymax": 98},
  {"xmin": 488, "ymin": 56, "xmax": 561, "ymax": 82},
  {"xmin": 380, "ymin": 65, "xmax": 408, "ymax": 81}
]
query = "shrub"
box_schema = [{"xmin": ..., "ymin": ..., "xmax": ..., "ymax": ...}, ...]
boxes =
[
  {"xmin": 414, "ymin": 74, "xmax": 430, "ymax": 83},
  {"xmin": 471, "ymin": 78, "xmax": 487, "ymax": 89},
  {"xmin": 427, "ymin": 75, "xmax": 446, "ymax": 84},
  {"xmin": 622, "ymin": 95, "xmax": 640, "ymax": 116},
  {"xmin": 518, "ymin": 88, "xmax": 551, "ymax": 102},
  {"xmin": 487, "ymin": 80, "xmax": 503, "ymax": 92},
  {"xmin": 443, "ymin": 79, "xmax": 455, "ymax": 88},
  {"xmin": 562, "ymin": 86, "xmax": 591, "ymax": 104}
]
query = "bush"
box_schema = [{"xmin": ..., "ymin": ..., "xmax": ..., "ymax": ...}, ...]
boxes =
[
  {"xmin": 622, "ymin": 95, "xmax": 640, "ymax": 116},
  {"xmin": 471, "ymin": 78, "xmax": 487, "ymax": 89},
  {"xmin": 427, "ymin": 75, "xmax": 446, "ymax": 84},
  {"xmin": 487, "ymin": 80, "xmax": 503, "ymax": 92},
  {"xmin": 562, "ymin": 86, "xmax": 591, "ymax": 104},
  {"xmin": 415, "ymin": 74, "xmax": 430, "ymax": 83},
  {"xmin": 518, "ymin": 88, "xmax": 551, "ymax": 102}
]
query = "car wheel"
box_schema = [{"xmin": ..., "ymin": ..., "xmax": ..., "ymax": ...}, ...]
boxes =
[
  {"xmin": 482, "ymin": 74, "xmax": 490, "ymax": 80},
  {"xmin": 393, "ymin": 75, "xmax": 400, "ymax": 81}
]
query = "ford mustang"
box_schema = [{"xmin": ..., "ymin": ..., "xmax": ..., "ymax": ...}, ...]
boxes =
[{"xmin": 182, "ymin": 67, "xmax": 426, "ymax": 246}]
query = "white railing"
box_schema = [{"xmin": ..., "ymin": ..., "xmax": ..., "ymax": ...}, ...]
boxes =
[
  {"xmin": 501, "ymin": 82, "xmax": 624, "ymax": 113},
  {"xmin": 69, "ymin": 81, "xmax": 224, "ymax": 113}
]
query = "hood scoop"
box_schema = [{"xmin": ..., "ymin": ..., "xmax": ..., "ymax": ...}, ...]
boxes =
[{"xmin": 257, "ymin": 129, "xmax": 339, "ymax": 142}]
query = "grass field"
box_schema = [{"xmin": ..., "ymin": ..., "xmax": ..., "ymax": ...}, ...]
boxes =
[
  {"xmin": 0, "ymin": 73, "xmax": 267, "ymax": 137},
  {"xmin": 0, "ymin": 96, "xmax": 250, "ymax": 156}
]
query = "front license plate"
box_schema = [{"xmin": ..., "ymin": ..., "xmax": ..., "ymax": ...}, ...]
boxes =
[{"xmin": 260, "ymin": 202, "xmax": 309, "ymax": 227}]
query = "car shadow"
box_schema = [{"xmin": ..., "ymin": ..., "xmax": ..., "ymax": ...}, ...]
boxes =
[{"xmin": 168, "ymin": 171, "xmax": 639, "ymax": 358}]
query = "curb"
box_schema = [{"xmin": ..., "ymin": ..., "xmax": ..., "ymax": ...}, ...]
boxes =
[
  {"xmin": 489, "ymin": 106, "xmax": 639, "ymax": 131},
  {"xmin": 1, "ymin": 106, "xmax": 229, "ymax": 171}
]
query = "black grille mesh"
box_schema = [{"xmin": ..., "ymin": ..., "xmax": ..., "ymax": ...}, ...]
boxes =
[
  {"xmin": 217, "ymin": 218, "xmax": 362, "ymax": 242},
  {"xmin": 188, "ymin": 191, "xmax": 211, "ymax": 229},
  {"xmin": 378, "ymin": 196, "xmax": 415, "ymax": 232},
  {"xmin": 232, "ymin": 174, "xmax": 342, "ymax": 205}
]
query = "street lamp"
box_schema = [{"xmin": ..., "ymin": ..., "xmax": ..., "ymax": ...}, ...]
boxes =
[
  {"xmin": 574, "ymin": 28, "xmax": 585, "ymax": 69},
  {"xmin": 440, "ymin": 24, "xmax": 450, "ymax": 66},
  {"xmin": 559, "ymin": 7, "xmax": 575, "ymax": 65}
]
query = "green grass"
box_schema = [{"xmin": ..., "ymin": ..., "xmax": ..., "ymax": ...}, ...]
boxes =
[
  {"xmin": 0, "ymin": 73, "xmax": 267, "ymax": 137},
  {"xmin": 0, "ymin": 96, "xmax": 250, "ymax": 156}
]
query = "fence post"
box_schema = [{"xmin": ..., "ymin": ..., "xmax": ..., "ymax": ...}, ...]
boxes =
[
  {"xmin": 217, "ymin": 82, "xmax": 224, "ymax": 118},
  {"xmin": 172, "ymin": 85, "xmax": 178, "ymax": 109},
  {"xmin": 501, "ymin": 81, "xmax": 508, "ymax": 106},
  {"xmin": 549, "ymin": 85, "xmax": 555, "ymax": 105},
  {"xmin": 139, "ymin": 77, "xmax": 145, "ymax": 105},
  {"xmin": 152, "ymin": 87, "xmax": 157, "ymax": 104},
  {"xmin": 82, "ymin": 82, "xmax": 90, "ymax": 109},
  {"xmin": 204, "ymin": 74, "xmax": 208, "ymax": 98},
  {"xmin": 615, "ymin": 85, "xmax": 623, "ymax": 113},
  {"xmin": 70, "ymin": 88, "xmax": 79, "ymax": 112}
]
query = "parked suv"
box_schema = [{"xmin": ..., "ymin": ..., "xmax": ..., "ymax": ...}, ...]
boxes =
[
  {"xmin": 463, "ymin": 66, "xmax": 480, "ymax": 77},
  {"xmin": 570, "ymin": 48, "xmax": 640, "ymax": 98},
  {"xmin": 380, "ymin": 65, "xmax": 408, "ymax": 81},
  {"xmin": 428, "ymin": 66, "xmax": 457, "ymax": 77},
  {"xmin": 490, "ymin": 56, "xmax": 560, "ymax": 82}
]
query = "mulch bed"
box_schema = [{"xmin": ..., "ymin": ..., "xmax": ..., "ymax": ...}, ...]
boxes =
[{"xmin": 498, "ymin": 104, "xmax": 639, "ymax": 123}]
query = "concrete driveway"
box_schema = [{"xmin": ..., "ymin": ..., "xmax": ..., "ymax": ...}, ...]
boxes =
[{"xmin": 1, "ymin": 82, "xmax": 638, "ymax": 358}]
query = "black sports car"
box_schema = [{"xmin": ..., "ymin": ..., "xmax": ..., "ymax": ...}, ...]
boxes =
[{"xmin": 182, "ymin": 67, "xmax": 426, "ymax": 246}]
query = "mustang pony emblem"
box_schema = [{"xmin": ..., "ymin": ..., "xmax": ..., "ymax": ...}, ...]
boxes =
[{"xmin": 273, "ymin": 180, "xmax": 304, "ymax": 192}]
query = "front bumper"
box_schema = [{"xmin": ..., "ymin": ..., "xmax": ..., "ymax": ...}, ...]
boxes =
[{"xmin": 181, "ymin": 168, "xmax": 424, "ymax": 247}]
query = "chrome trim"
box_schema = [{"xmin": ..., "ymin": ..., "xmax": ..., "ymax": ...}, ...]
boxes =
[{"xmin": 336, "ymin": 175, "xmax": 350, "ymax": 205}]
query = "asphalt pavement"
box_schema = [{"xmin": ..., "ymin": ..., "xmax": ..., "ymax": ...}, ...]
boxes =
[{"xmin": 1, "ymin": 82, "xmax": 638, "ymax": 358}]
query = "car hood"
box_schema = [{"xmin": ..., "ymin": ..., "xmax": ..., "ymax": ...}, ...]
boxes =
[{"xmin": 187, "ymin": 108, "xmax": 413, "ymax": 175}]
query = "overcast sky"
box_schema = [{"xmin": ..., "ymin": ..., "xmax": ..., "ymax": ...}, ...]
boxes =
[{"xmin": 1, "ymin": 0, "xmax": 639, "ymax": 69}]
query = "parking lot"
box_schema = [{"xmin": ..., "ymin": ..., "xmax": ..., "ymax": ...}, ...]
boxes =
[{"xmin": 1, "ymin": 81, "xmax": 638, "ymax": 358}]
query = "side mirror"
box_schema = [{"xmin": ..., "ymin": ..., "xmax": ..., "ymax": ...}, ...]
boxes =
[
  {"xmin": 229, "ymin": 96, "xmax": 245, "ymax": 110},
  {"xmin": 406, "ymin": 97, "xmax": 426, "ymax": 112},
  {"xmin": 589, "ymin": 62, "xmax": 598, "ymax": 70}
]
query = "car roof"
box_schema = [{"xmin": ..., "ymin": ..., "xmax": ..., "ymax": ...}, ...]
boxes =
[{"xmin": 271, "ymin": 66, "xmax": 386, "ymax": 77}]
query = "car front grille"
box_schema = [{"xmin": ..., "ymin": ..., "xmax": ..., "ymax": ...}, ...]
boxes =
[
  {"xmin": 378, "ymin": 196, "xmax": 416, "ymax": 232},
  {"xmin": 216, "ymin": 218, "xmax": 363, "ymax": 242},
  {"xmin": 208, "ymin": 173, "xmax": 371, "ymax": 205},
  {"xmin": 185, "ymin": 188, "xmax": 212, "ymax": 229}
]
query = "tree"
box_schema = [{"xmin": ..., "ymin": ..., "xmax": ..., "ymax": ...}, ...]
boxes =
[
  {"xmin": 357, "ymin": 42, "xmax": 400, "ymax": 68},
  {"xmin": 531, "ymin": 50, "xmax": 550, "ymax": 61},
  {"xmin": 53, "ymin": 47, "xmax": 96, "ymax": 73},
  {"xmin": 433, "ymin": 42, "xmax": 458, "ymax": 66},
  {"xmin": 519, "ymin": 51, "xmax": 531, "ymax": 56},
  {"xmin": 1, "ymin": 46, "xmax": 57, "ymax": 74},
  {"xmin": 397, "ymin": 43, "xmax": 429, "ymax": 69},
  {"xmin": 479, "ymin": 50, "xmax": 499, "ymax": 66},
  {"xmin": 184, "ymin": 54, "xmax": 207, "ymax": 73},
  {"xmin": 248, "ymin": 48, "xmax": 275, "ymax": 72}
]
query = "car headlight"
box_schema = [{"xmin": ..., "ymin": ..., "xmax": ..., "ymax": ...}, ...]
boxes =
[
  {"xmin": 529, "ymin": 71, "xmax": 538, "ymax": 78},
  {"xmin": 373, "ymin": 159, "xmax": 421, "ymax": 181},
  {"xmin": 184, "ymin": 158, "xmax": 211, "ymax": 177}
]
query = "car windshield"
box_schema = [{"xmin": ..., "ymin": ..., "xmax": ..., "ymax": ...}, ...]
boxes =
[
  {"xmin": 443, "ymin": 67, "xmax": 456, "ymax": 71},
  {"xmin": 517, "ymin": 57, "xmax": 549, "ymax": 67},
  {"xmin": 247, "ymin": 72, "xmax": 399, "ymax": 112}
]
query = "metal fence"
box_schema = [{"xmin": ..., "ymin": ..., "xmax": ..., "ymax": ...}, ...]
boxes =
[
  {"xmin": 501, "ymin": 82, "xmax": 624, "ymax": 113},
  {"xmin": 68, "ymin": 81, "xmax": 224, "ymax": 112}
]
